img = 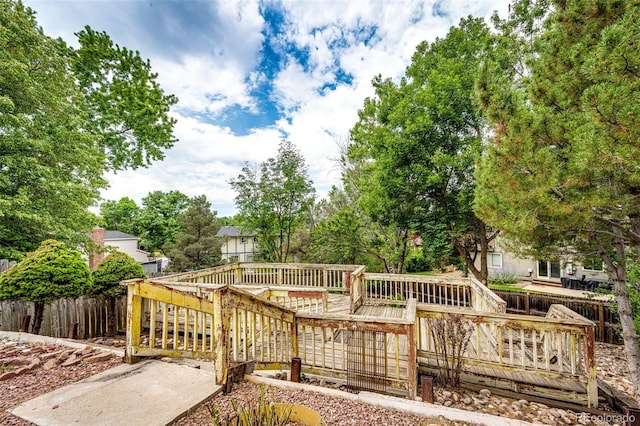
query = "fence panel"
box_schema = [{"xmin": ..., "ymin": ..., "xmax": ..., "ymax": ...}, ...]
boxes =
[
  {"xmin": 0, "ymin": 297, "xmax": 126, "ymax": 338},
  {"xmin": 493, "ymin": 290, "xmax": 620, "ymax": 343}
]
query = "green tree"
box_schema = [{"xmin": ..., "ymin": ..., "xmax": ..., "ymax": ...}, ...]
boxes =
[
  {"xmin": 0, "ymin": 240, "xmax": 91, "ymax": 334},
  {"xmin": 91, "ymin": 250, "xmax": 145, "ymax": 336},
  {"xmin": 0, "ymin": 1, "xmax": 105, "ymax": 259},
  {"xmin": 135, "ymin": 190, "xmax": 190, "ymax": 254},
  {"xmin": 163, "ymin": 195, "xmax": 222, "ymax": 272},
  {"xmin": 100, "ymin": 197, "xmax": 142, "ymax": 235},
  {"xmin": 230, "ymin": 140, "xmax": 315, "ymax": 262},
  {"xmin": 475, "ymin": 0, "xmax": 640, "ymax": 403},
  {"xmin": 0, "ymin": 1, "xmax": 178, "ymax": 259},
  {"xmin": 348, "ymin": 17, "xmax": 497, "ymax": 278},
  {"xmin": 68, "ymin": 26, "xmax": 178, "ymax": 170}
]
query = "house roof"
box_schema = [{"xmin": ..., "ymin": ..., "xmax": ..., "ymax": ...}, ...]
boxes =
[
  {"xmin": 215, "ymin": 226, "xmax": 254, "ymax": 238},
  {"xmin": 104, "ymin": 230, "xmax": 139, "ymax": 240}
]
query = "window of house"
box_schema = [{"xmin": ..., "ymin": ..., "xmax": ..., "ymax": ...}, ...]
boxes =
[
  {"xmin": 240, "ymin": 237, "xmax": 247, "ymax": 244},
  {"xmin": 247, "ymin": 254, "xmax": 254, "ymax": 262},
  {"xmin": 487, "ymin": 253, "xmax": 502, "ymax": 268}
]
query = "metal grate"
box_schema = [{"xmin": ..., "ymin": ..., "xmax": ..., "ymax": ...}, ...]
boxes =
[{"xmin": 345, "ymin": 329, "xmax": 386, "ymax": 393}]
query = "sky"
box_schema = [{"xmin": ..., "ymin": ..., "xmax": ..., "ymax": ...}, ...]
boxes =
[{"xmin": 29, "ymin": 0, "xmax": 510, "ymax": 217}]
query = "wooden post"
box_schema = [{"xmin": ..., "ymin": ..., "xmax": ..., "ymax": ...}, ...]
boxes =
[
  {"xmin": 234, "ymin": 264, "xmax": 242, "ymax": 285},
  {"xmin": 525, "ymin": 292, "xmax": 530, "ymax": 315},
  {"xmin": 20, "ymin": 315, "xmax": 31, "ymax": 333},
  {"xmin": 583, "ymin": 325, "xmax": 598, "ymax": 408},
  {"xmin": 290, "ymin": 317, "xmax": 298, "ymax": 358},
  {"xmin": 623, "ymin": 407, "xmax": 640, "ymax": 426},
  {"xmin": 406, "ymin": 299, "xmax": 418, "ymax": 399},
  {"xmin": 598, "ymin": 303, "xmax": 605, "ymax": 342},
  {"xmin": 125, "ymin": 282, "xmax": 142, "ymax": 364},
  {"xmin": 213, "ymin": 288, "xmax": 230, "ymax": 385},
  {"xmin": 67, "ymin": 322, "xmax": 78, "ymax": 340},
  {"xmin": 291, "ymin": 357, "xmax": 302, "ymax": 382},
  {"xmin": 421, "ymin": 376, "xmax": 434, "ymax": 403}
]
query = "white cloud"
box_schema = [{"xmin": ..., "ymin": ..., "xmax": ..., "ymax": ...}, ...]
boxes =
[{"xmin": 29, "ymin": 0, "xmax": 511, "ymax": 217}]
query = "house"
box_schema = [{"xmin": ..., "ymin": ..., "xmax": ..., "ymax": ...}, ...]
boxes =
[
  {"xmin": 477, "ymin": 235, "xmax": 609, "ymax": 289},
  {"xmin": 216, "ymin": 226, "xmax": 258, "ymax": 262},
  {"xmin": 88, "ymin": 228, "xmax": 151, "ymax": 270}
]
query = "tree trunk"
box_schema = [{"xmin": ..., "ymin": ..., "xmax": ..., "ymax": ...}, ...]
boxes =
[
  {"xmin": 599, "ymin": 233, "xmax": 640, "ymax": 406},
  {"xmin": 31, "ymin": 301, "xmax": 45, "ymax": 335},
  {"xmin": 107, "ymin": 297, "xmax": 117, "ymax": 337}
]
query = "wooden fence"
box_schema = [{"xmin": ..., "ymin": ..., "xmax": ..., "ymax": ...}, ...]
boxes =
[
  {"xmin": 493, "ymin": 290, "xmax": 621, "ymax": 344},
  {"xmin": 0, "ymin": 296, "xmax": 126, "ymax": 338}
]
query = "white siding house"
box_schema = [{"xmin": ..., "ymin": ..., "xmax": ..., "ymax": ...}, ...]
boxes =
[
  {"xmin": 216, "ymin": 226, "xmax": 258, "ymax": 262},
  {"xmin": 475, "ymin": 236, "xmax": 609, "ymax": 288},
  {"xmin": 103, "ymin": 230, "xmax": 150, "ymax": 263}
]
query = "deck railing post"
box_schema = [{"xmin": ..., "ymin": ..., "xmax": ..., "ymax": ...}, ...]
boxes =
[
  {"xmin": 234, "ymin": 264, "xmax": 242, "ymax": 285},
  {"xmin": 406, "ymin": 299, "xmax": 418, "ymax": 399},
  {"xmin": 583, "ymin": 324, "xmax": 598, "ymax": 408},
  {"xmin": 125, "ymin": 281, "xmax": 143, "ymax": 364},
  {"xmin": 213, "ymin": 287, "xmax": 230, "ymax": 385}
]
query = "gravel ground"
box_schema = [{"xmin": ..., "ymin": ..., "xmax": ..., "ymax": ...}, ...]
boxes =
[
  {"xmin": 175, "ymin": 381, "xmax": 478, "ymax": 426},
  {"xmin": 1, "ymin": 338, "xmax": 635, "ymax": 426}
]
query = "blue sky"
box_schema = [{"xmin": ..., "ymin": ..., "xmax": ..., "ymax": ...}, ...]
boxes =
[{"xmin": 29, "ymin": 0, "xmax": 510, "ymax": 217}]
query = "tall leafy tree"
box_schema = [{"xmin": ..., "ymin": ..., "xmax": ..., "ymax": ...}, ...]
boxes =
[
  {"xmin": 348, "ymin": 17, "xmax": 497, "ymax": 278},
  {"xmin": 68, "ymin": 26, "xmax": 178, "ymax": 170},
  {"xmin": 163, "ymin": 195, "xmax": 222, "ymax": 272},
  {"xmin": 0, "ymin": 1, "xmax": 105, "ymax": 259},
  {"xmin": 0, "ymin": 1, "xmax": 177, "ymax": 259},
  {"xmin": 230, "ymin": 140, "xmax": 315, "ymax": 262},
  {"xmin": 99, "ymin": 197, "xmax": 142, "ymax": 235},
  {"xmin": 135, "ymin": 190, "xmax": 190, "ymax": 254},
  {"xmin": 0, "ymin": 240, "xmax": 91, "ymax": 334},
  {"xmin": 475, "ymin": 0, "xmax": 640, "ymax": 403}
]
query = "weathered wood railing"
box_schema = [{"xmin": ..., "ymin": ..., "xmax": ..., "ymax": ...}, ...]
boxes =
[
  {"xmin": 296, "ymin": 299, "xmax": 417, "ymax": 398},
  {"xmin": 124, "ymin": 279, "xmax": 297, "ymax": 384},
  {"xmin": 124, "ymin": 263, "xmax": 597, "ymax": 407},
  {"xmin": 161, "ymin": 262, "xmax": 360, "ymax": 292},
  {"xmin": 361, "ymin": 274, "xmax": 506, "ymax": 313},
  {"xmin": 415, "ymin": 304, "xmax": 598, "ymax": 407}
]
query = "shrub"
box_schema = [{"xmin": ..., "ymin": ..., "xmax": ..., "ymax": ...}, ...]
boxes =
[
  {"xmin": 91, "ymin": 250, "xmax": 145, "ymax": 298},
  {"xmin": 91, "ymin": 250, "xmax": 145, "ymax": 336},
  {"xmin": 429, "ymin": 314, "xmax": 473, "ymax": 386},
  {"xmin": 488, "ymin": 270, "xmax": 521, "ymax": 285},
  {"xmin": 0, "ymin": 240, "xmax": 91, "ymax": 334}
]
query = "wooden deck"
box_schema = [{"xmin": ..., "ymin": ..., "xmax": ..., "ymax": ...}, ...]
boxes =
[{"xmin": 125, "ymin": 263, "xmax": 598, "ymax": 407}]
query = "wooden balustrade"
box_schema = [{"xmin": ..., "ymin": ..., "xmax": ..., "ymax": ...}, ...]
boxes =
[
  {"xmin": 295, "ymin": 299, "xmax": 417, "ymax": 398},
  {"xmin": 362, "ymin": 274, "xmax": 473, "ymax": 308},
  {"xmin": 415, "ymin": 304, "xmax": 598, "ymax": 407},
  {"xmin": 159, "ymin": 262, "xmax": 359, "ymax": 291}
]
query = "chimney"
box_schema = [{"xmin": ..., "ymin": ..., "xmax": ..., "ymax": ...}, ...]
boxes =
[{"xmin": 88, "ymin": 227, "xmax": 106, "ymax": 270}]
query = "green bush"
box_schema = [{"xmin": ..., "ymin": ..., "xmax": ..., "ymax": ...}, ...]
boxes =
[
  {"xmin": 488, "ymin": 271, "xmax": 521, "ymax": 285},
  {"xmin": 91, "ymin": 250, "xmax": 145, "ymax": 337},
  {"xmin": 404, "ymin": 248, "xmax": 430, "ymax": 273},
  {"xmin": 0, "ymin": 239, "xmax": 91, "ymax": 334},
  {"xmin": 91, "ymin": 250, "xmax": 146, "ymax": 298}
]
